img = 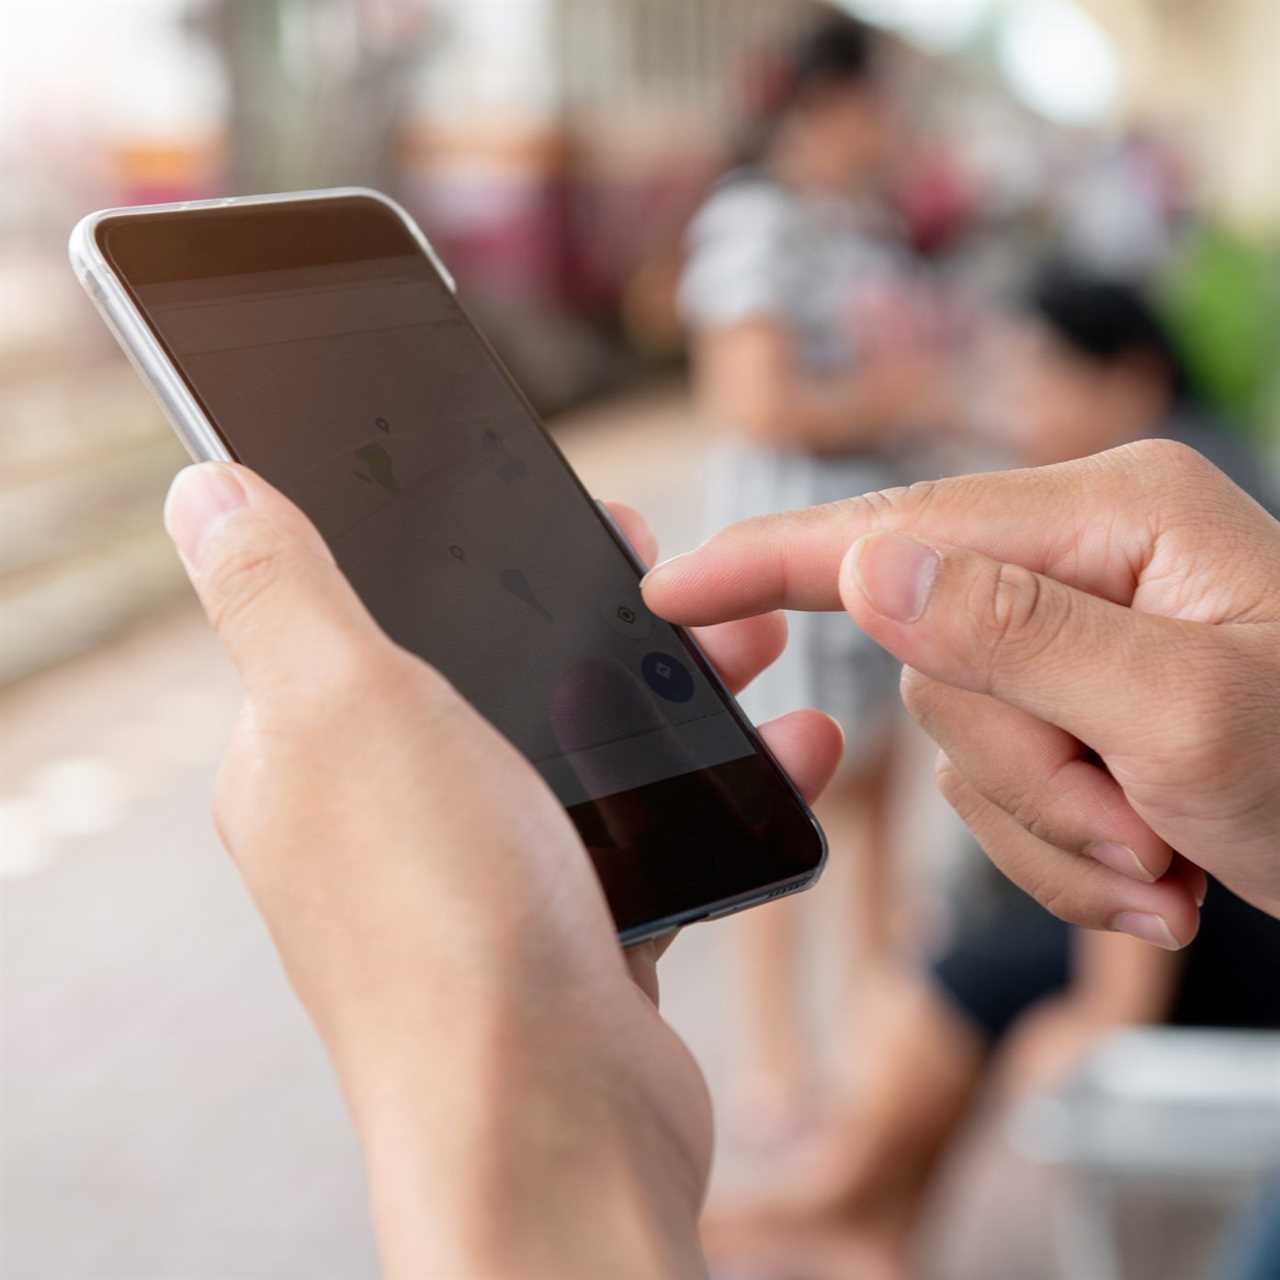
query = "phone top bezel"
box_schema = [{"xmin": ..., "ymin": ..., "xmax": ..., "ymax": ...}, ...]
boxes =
[
  {"xmin": 68, "ymin": 187, "xmax": 828, "ymax": 945},
  {"xmin": 70, "ymin": 189, "xmax": 454, "ymax": 468}
]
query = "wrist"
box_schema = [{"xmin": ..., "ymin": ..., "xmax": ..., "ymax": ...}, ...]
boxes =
[
  {"xmin": 369, "ymin": 1139, "xmax": 704, "ymax": 1280},
  {"xmin": 340, "ymin": 1014, "xmax": 706, "ymax": 1279}
]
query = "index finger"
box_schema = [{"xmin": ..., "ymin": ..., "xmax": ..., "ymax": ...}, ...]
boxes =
[
  {"xmin": 600, "ymin": 497, "xmax": 789, "ymax": 692},
  {"xmin": 642, "ymin": 449, "xmax": 1149, "ymax": 625}
]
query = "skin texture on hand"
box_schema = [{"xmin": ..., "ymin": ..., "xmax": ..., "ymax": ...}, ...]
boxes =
[
  {"xmin": 644, "ymin": 439, "xmax": 1280, "ymax": 943},
  {"xmin": 163, "ymin": 463, "xmax": 842, "ymax": 1279}
]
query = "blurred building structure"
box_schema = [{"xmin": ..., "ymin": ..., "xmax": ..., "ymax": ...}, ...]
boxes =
[
  {"xmin": 190, "ymin": 0, "xmax": 436, "ymax": 198},
  {"xmin": 400, "ymin": 0, "xmax": 815, "ymax": 399},
  {"xmin": 1080, "ymin": 0, "xmax": 1280, "ymax": 234}
]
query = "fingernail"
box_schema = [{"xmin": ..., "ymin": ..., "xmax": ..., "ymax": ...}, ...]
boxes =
[
  {"xmin": 164, "ymin": 464, "xmax": 247, "ymax": 568},
  {"xmin": 1110, "ymin": 911, "xmax": 1182, "ymax": 950},
  {"xmin": 1195, "ymin": 878, "xmax": 1208, "ymax": 908},
  {"xmin": 641, "ymin": 551, "xmax": 690, "ymax": 585},
  {"xmin": 1086, "ymin": 842, "xmax": 1154, "ymax": 882},
  {"xmin": 851, "ymin": 532, "xmax": 940, "ymax": 623}
]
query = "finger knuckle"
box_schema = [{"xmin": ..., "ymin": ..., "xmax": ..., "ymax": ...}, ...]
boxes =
[
  {"xmin": 212, "ymin": 778, "xmax": 237, "ymax": 852},
  {"xmin": 1019, "ymin": 810, "xmax": 1073, "ymax": 856},
  {"xmin": 988, "ymin": 560, "xmax": 1043, "ymax": 646},
  {"xmin": 1120, "ymin": 437, "xmax": 1214, "ymax": 485},
  {"xmin": 899, "ymin": 666, "xmax": 935, "ymax": 720},
  {"xmin": 934, "ymin": 757, "xmax": 972, "ymax": 814},
  {"xmin": 843, "ymin": 486, "xmax": 905, "ymax": 523},
  {"xmin": 984, "ymin": 750, "xmax": 1071, "ymax": 843},
  {"xmin": 976, "ymin": 562, "xmax": 1070, "ymax": 688},
  {"xmin": 1034, "ymin": 878, "xmax": 1085, "ymax": 926},
  {"xmin": 844, "ymin": 477, "xmax": 942, "ymax": 528},
  {"xmin": 212, "ymin": 747, "xmax": 255, "ymax": 857},
  {"xmin": 204, "ymin": 538, "xmax": 287, "ymax": 636},
  {"xmin": 982, "ymin": 776, "xmax": 1047, "ymax": 841},
  {"xmin": 1115, "ymin": 439, "xmax": 1240, "ymax": 520},
  {"xmin": 934, "ymin": 758, "xmax": 956, "ymax": 796}
]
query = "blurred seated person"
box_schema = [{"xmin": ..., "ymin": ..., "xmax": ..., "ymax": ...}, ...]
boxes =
[
  {"xmin": 995, "ymin": 264, "xmax": 1266, "ymax": 477},
  {"xmin": 705, "ymin": 269, "xmax": 1280, "ymax": 1273},
  {"xmin": 680, "ymin": 9, "xmax": 943, "ymax": 1142}
]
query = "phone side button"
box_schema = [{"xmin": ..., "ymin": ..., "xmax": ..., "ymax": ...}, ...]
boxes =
[
  {"xmin": 704, "ymin": 883, "xmax": 806, "ymax": 922},
  {"xmin": 703, "ymin": 903, "xmax": 748, "ymax": 922}
]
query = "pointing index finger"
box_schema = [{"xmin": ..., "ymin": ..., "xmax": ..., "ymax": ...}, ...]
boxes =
[{"xmin": 642, "ymin": 452, "xmax": 1147, "ymax": 626}]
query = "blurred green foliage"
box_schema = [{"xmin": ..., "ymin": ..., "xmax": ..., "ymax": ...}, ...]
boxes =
[{"xmin": 1164, "ymin": 225, "xmax": 1280, "ymax": 445}]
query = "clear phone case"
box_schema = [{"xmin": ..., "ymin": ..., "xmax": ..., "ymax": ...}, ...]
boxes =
[{"xmin": 67, "ymin": 187, "xmax": 456, "ymax": 465}]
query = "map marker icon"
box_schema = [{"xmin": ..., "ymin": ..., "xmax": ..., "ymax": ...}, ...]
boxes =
[{"xmin": 499, "ymin": 568, "xmax": 554, "ymax": 623}]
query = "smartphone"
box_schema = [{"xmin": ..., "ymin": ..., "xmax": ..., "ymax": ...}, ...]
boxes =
[{"xmin": 69, "ymin": 188, "xmax": 826, "ymax": 944}]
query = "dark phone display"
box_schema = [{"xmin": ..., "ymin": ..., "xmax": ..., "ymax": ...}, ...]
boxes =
[{"xmin": 99, "ymin": 196, "xmax": 823, "ymax": 934}]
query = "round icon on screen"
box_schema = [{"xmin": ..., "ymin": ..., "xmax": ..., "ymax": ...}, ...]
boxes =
[
  {"xmin": 641, "ymin": 651, "xmax": 695, "ymax": 703},
  {"xmin": 600, "ymin": 592, "xmax": 651, "ymax": 639}
]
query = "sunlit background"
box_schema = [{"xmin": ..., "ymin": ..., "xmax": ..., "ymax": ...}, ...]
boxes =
[{"xmin": 3, "ymin": 3, "xmax": 1279, "ymax": 1278}]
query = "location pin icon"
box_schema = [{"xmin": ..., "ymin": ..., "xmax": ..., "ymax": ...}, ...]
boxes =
[{"xmin": 499, "ymin": 568, "xmax": 554, "ymax": 623}]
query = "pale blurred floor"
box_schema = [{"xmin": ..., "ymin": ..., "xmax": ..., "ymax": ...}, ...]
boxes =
[{"xmin": 0, "ymin": 380, "xmax": 1232, "ymax": 1280}]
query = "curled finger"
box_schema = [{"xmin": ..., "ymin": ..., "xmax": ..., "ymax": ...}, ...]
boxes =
[
  {"xmin": 935, "ymin": 753, "xmax": 1200, "ymax": 949},
  {"xmin": 902, "ymin": 669, "xmax": 1174, "ymax": 883}
]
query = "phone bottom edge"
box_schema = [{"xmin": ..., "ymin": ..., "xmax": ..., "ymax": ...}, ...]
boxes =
[{"xmin": 617, "ymin": 868, "xmax": 824, "ymax": 949}]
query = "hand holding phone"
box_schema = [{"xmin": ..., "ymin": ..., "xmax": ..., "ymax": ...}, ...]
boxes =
[
  {"xmin": 159, "ymin": 458, "xmax": 843, "ymax": 1276},
  {"xmin": 71, "ymin": 188, "xmax": 829, "ymax": 940}
]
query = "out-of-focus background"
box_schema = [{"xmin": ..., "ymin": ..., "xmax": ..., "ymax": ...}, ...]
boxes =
[{"xmin": 3, "ymin": 3, "xmax": 1279, "ymax": 1279}]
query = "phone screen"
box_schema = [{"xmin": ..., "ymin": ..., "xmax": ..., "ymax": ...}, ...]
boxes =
[{"xmin": 96, "ymin": 194, "xmax": 824, "ymax": 937}]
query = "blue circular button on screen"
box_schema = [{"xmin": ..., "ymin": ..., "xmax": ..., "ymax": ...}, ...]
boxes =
[{"xmin": 641, "ymin": 651, "xmax": 696, "ymax": 703}]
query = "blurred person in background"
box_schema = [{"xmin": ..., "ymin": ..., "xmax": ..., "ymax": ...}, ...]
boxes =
[
  {"xmin": 679, "ymin": 9, "xmax": 944, "ymax": 1145},
  {"xmin": 996, "ymin": 265, "xmax": 1270, "ymax": 483},
  {"xmin": 701, "ymin": 267, "xmax": 1280, "ymax": 1274}
]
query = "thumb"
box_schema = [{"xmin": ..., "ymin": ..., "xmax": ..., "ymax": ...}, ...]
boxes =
[
  {"xmin": 841, "ymin": 530, "xmax": 1192, "ymax": 755},
  {"xmin": 164, "ymin": 462, "xmax": 383, "ymax": 696}
]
